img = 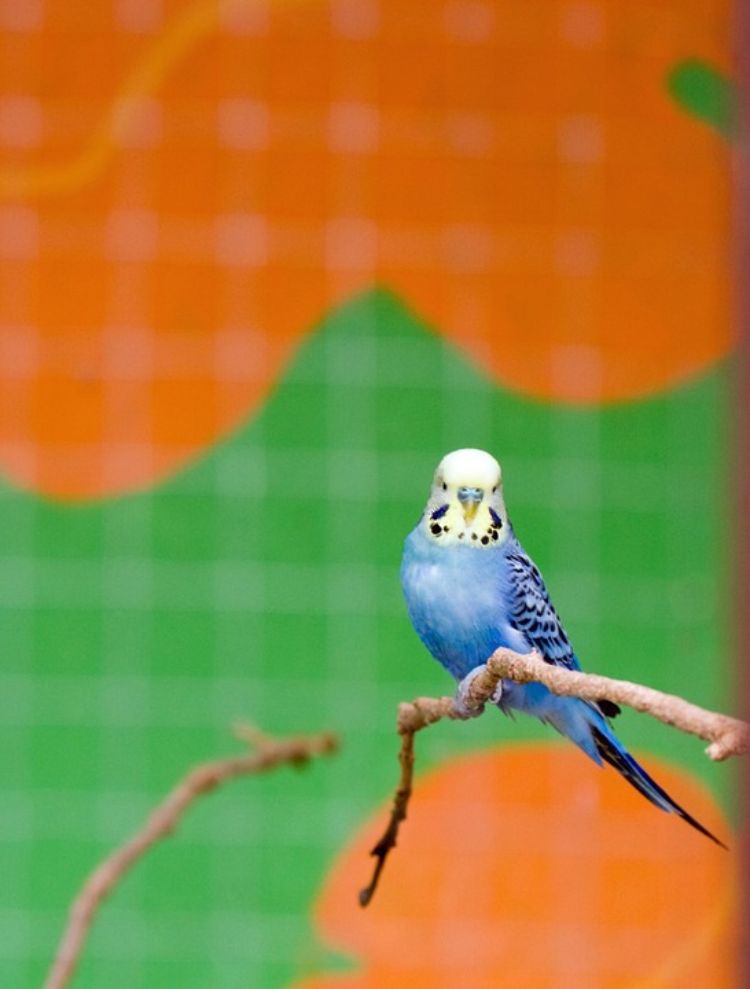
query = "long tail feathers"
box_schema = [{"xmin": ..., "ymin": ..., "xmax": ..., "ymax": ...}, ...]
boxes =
[{"xmin": 590, "ymin": 725, "xmax": 727, "ymax": 849}]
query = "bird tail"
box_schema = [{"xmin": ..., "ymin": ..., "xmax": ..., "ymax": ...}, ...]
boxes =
[
  {"xmin": 502, "ymin": 684, "xmax": 726, "ymax": 847},
  {"xmin": 588, "ymin": 719, "xmax": 726, "ymax": 848}
]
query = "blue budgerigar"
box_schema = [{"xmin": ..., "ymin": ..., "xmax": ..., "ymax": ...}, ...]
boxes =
[{"xmin": 401, "ymin": 447, "xmax": 722, "ymax": 845}]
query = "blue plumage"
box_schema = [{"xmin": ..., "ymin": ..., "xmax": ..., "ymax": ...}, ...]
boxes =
[{"xmin": 401, "ymin": 448, "xmax": 723, "ymax": 846}]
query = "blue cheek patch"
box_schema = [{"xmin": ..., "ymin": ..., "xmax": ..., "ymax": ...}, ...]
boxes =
[
  {"xmin": 430, "ymin": 504, "xmax": 449, "ymax": 521},
  {"xmin": 489, "ymin": 508, "xmax": 503, "ymax": 529}
]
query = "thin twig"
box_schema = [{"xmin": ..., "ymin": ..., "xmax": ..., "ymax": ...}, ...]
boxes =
[
  {"xmin": 487, "ymin": 651, "xmax": 750, "ymax": 761},
  {"xmin": 358, "ymin": 722, "xmax": 414, "ymax": 907},
  {"xmin": 359, "ymin": 647, "xmax": 749, "ymax": 906},
  {"xmin": 45, "ymin": 728, "xmax": 338, "ymax": 989}
]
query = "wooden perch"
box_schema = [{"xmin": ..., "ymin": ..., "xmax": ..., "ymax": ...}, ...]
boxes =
[
  {"xmin": 44, "ymin": 727, "xmax": 338, "ymax": 989},
  {"xmin": 359, "ymin": 647, "xmax": 748, "ymax": 907}
]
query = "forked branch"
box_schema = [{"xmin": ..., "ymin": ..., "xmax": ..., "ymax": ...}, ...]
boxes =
[
  {"xmin": 45, "ymin": 727, "xmax": 338, "ymax": 989},
  {"xmin": 359, "ymin": 647, "xmax": 748, "ymax": 906}
]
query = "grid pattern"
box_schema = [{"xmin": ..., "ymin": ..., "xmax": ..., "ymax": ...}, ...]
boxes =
[
  {"xmin": 0, "ymin": 0, "xmax": 732, "ymax": 499},
  {"xmin": 0, "ymin": 289, "xmax": 734, "ymax": 987},
  {"xmin": 299, "ymin": 748, "xmax": 735, "ymax": 988},
  {"xmin": 0, "ymin": 0, "xmax": 736, "ymax": 985}
]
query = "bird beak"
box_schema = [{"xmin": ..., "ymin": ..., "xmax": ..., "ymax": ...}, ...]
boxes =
[
  {"xmin": 457, "ymin": 486, "xmax": 483, "ymax": 522},
  {"xmin": 462, "ymin": 501, "xmax": 480, "ymax": 522}
]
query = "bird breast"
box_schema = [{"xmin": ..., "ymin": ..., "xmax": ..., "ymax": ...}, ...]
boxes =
[{"xmin": 401, "ymin": 529, "xmax": 512, "ymax": 677}]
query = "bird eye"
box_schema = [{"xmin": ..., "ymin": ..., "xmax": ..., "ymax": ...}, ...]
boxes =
[
  {"xmin": 442, "ymin": 482, "xmax": 447, "ymax": 491},
  {"xmin": 492, "ymin": 485, "xmax": 497, "ymax": 493}
]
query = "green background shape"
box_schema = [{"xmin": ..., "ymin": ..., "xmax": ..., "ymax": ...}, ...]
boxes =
[
  {"xmin": 0, "ymin": 289, "xmax": 732, "ymax": 987},
  {"xmin": 668, "ymin": 59, "xmax": 738, "ymax": 138}
]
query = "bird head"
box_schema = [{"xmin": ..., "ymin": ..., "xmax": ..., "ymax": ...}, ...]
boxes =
[{"xmin": 423, "ymin": 448, "xmax": 509, "ymax": 548}]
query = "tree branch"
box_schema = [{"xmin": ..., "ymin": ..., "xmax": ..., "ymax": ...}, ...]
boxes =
[
  {"xmin": 44, "ymin": 727, "xmax": 338, "ymax": 989},
  {"xmin": 359, "ymin": 647, "xmax": 748, "ymax": 906}
]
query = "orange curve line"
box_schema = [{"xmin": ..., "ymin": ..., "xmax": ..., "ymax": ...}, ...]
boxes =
[{"xmin": 0, "ymin": 0, "xmax": 271, "ymax": 200}]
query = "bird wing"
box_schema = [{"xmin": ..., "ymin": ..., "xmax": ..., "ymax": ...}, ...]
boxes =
[
  {"xmin": 500, "ymin": 551, "xmax": 717, "ymax": 840},
  {"xmin": 504, "ymin": 548, "xmax": 579, "ymax": 669},
  {"xmin": 504, "ymin": 547, "xmax": 621, "ymax": 718}
]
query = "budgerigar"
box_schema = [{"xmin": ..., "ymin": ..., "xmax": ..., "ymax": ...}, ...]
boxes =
[{"xmin": 401, "ymin": 448, "xmax": 722, "ymax": 845}]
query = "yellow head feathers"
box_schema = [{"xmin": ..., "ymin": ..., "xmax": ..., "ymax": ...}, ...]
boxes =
[
  {"xmin": 425, "ymin": 448, "xmax": 508, "ymax": 549},
  {"xmin": 436, "ymin": 448, "xmax": 502, "ymax": 492}
]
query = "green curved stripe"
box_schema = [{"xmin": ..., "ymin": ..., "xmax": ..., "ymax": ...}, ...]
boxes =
[
  {"xmin": 0, "ymin": 288, "xmax": 732, "ymax": 987},
  {"xmin": 668, "ymin": 59, "xmax": 738, "ymax": 139}
]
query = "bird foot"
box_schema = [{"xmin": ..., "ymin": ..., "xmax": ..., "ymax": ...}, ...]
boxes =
[{"xmin": 454, "ymin": 665, "xmax": 503, "ymax": 719}]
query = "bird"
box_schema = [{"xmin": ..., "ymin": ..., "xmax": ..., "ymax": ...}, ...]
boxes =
[{"xmin": 400, "ymin": 447, "xmax": 723, "ymax": 846}]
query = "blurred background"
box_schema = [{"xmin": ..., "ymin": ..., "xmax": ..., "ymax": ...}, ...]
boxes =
[{"xmin": 0, "ymin": 1, "xmax": 739, "ymax": 986}]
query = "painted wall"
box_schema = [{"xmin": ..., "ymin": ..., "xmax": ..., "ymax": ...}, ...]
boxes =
[{"xmin": 0, "ymin": 2, "xmax": 738, "ymax": 986}]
